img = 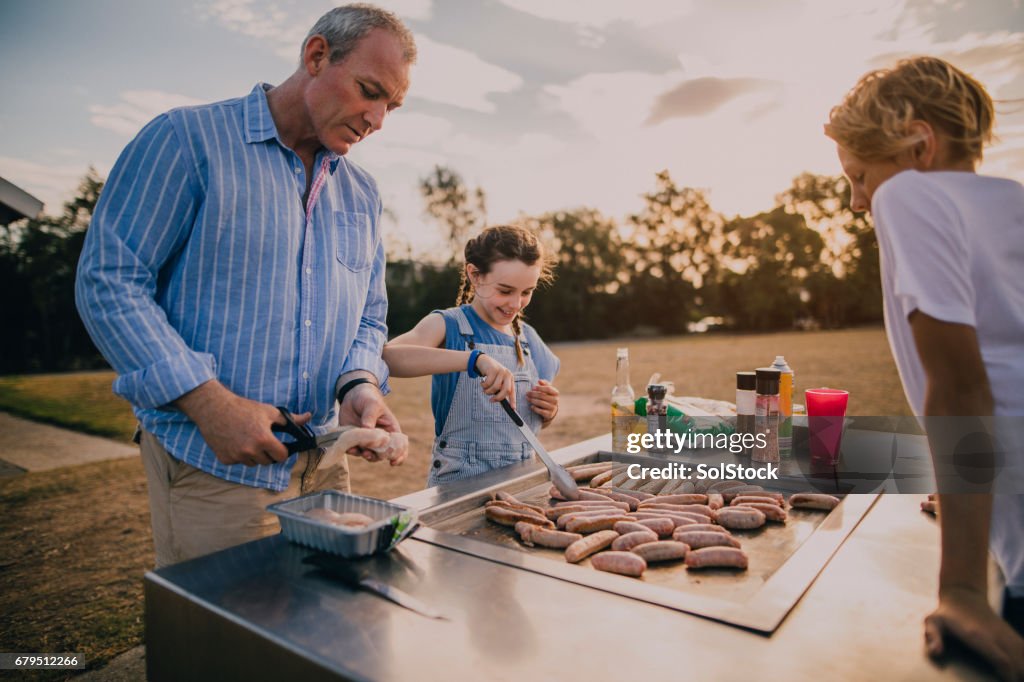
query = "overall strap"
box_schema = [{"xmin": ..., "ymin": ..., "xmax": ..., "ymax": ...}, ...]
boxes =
[{"xmin": 452, "ymin": 307, "xmax": 476, "ymax": 349}]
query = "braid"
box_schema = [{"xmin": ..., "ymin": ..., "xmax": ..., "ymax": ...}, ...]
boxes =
[
  {"xmin": 455, "ymin": 268, "xmax": 471, "ymax": 306},
  {"xmin": 511, "ymin": 315, "xmax": 525, "ymax": 366}
]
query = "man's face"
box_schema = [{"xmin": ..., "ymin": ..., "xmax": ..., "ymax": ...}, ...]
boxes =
[{"xmin": 305, "ymin": 29, "xmax": 410, "ymax": 156}]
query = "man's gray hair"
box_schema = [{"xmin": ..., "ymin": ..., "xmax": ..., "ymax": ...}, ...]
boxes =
[{"xmin": 301, "ymin": 4, "xmax": 417, "ymax": 66}]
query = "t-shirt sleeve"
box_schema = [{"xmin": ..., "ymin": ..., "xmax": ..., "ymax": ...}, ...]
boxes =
[
  {"xmin": 872, "ymin": 172, "xmax": 976, "ymax": 327},
  {"xmin": 525, "ymin": 325, "xmax": 560, "ymax": 381}
]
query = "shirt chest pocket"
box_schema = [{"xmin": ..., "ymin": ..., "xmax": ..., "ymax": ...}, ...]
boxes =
[{"xmin": 335, "ymin": 211, "xmax": 373, "ymax": 272}]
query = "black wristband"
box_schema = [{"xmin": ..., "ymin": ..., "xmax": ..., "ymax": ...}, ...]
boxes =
[{"xmin": 336, "ymin": 377, "xmax": 375, "ymax": 405}]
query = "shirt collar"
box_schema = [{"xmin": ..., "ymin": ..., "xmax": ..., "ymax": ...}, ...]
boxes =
[{"xmin": 243, "ymin": 83, "xmax": 342, "ymax": 174}]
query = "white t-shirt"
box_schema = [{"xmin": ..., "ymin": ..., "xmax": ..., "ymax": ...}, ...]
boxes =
[{"xmin": 872, "ymin": 169, "xmax": 1024, "ymax": 596}]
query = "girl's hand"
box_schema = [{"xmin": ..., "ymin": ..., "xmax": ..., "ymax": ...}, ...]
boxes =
[
  {"xmin": 527, "ymin": 379, "xmax": 559, "ymax": 424},
  {"xmin": 476, "ymin": 354, "xmax": 516, "ymax": 407}
]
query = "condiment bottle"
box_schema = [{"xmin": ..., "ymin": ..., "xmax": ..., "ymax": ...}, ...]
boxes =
[
  {"xmin": 736, "ymin": 371, "xmax": 757, "ymax": 456},
  {"xmin": 611, "ymin": 348, "xmax": 636, "ymax": 453},
  {"xmin": 646, "ymin": 383, "xmax": 668, "ymax": 453},
  {"xmin": 770, "ymin": 356, "xmax": 794, "ymax": 458},
  {"xmin": 752, "ymin": 368, "xmax": 780, "ymax": 463}
]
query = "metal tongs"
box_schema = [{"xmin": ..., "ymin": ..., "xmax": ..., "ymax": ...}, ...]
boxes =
[{"xmin": 499, "ymin": 398, "xmax": 580, "ymax": 500}]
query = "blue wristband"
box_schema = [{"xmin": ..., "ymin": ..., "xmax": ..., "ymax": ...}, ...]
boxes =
[{"xmin": 467, "ymin": 349, "xmax": 484, "ymax": 378}]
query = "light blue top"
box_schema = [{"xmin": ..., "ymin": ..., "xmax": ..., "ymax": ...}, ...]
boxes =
[
  {"xmin": 75, "ymin": 84, "xmax": 390, "ymax": 491},
  {"xmin": 429, "ymin": 305, "xmax": 560, "ymax": 436}
]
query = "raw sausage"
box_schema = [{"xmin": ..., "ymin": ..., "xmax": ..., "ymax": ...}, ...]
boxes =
[
  {"xmin": 515, "ymin": 522, "xmax": 582, "ymax": 548},
  {"xmin": 685, "ymin": 547, "xmax": 749, "ymax": 569},
  {"xmin": 566, "ymin": 514, "xmax": 631, "ymax": 534},
  {"xmin": 586, "ymin": 488, "xmax": 640, "ymax": 510},
  {"xmin": 735, "ymin": 502, "xmax": 788, "ymax": 522},
  {"xmin": 637, "ymin": 503, "xmax": 714, "ymax": 518},
  {"xmin": 612, "ymin": 529, "xmax": 660, "ymax": 551},
  {"xmin": 485, "ymin": 506, "xmax": 554, "ymax": 528},
  {"xmin": 672, "ymin": 530, "xmax": 741, "ymax": 549},
  {"xmin": 714, "ymin": 507, "xmax": 766, "ymax": 530},
  {"xmin": 565, "ymin": 530, "xmax": 619, "ymax": 563},
  {"xmin": 680, "ymin": 523, "xmax": 732, "ymax": 535},
  {"xmin": 591, "ymin": 551, "xmax": 647, "ymax": 577},
  {"xmin": 788, "ymin": 493, "xmax": 841, "ymax": 511},
  {"xmin": 706, "ymin": 493, "xmax": 725, "ymax": 510},
  {"xmin": 645, "ymin": 493, "xmax": 708, "ymax": 505},
  {"xmin": 631, "ymin": 540, "xmax": 690, "ymax": 562}
]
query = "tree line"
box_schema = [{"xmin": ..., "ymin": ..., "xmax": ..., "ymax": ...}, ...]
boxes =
[{"xmin": 1, "ymin": 165, "xmax": 879, "ymax": 374}]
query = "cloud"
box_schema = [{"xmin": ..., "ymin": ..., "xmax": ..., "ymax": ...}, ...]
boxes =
[
  {"xmin": 647, "ymin": 77, "xmax": 780, "ymax": 124},
  {"xmin": 408, "ymin": 35, "xmax": 524, "ymax": 112},
  {"xmin": 496, "ymin": 0, "xmax": 693, "ymax": 28},
  {"xmin": 89, "ymin": 91, "xmax": 208, "ymax": 137}
]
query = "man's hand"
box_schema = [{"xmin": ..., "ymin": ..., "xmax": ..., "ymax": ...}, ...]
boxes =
[
  {"xmin": 332, "ymin": 427, "xmax": 408, "ymax": 467},
  {"xmin": 476, "ymin": 354, "xmax": 516, "ymax": 406},
  {"xmin": 527, "ymin": 379, "xmax": 559, "ymax": 425},
  {"xmin": 924, "ymin": 587, "xmax": 1024, "ymax": 681},
  {"xmin": 175, "ymin": 380, "xmax": 302, "ymax": 466},
  {"xmin": 338, "ymin": 382, "xmax": 407, "ymax": 463}
]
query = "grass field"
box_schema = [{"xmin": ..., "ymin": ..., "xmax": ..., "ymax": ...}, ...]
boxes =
[{"xmin": 0, "ymin": 327, "xmax": 910, "ymax": 676}]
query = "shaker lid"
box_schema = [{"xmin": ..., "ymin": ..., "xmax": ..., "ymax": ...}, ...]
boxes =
[
  {"xmin": 736, "ymin": 371, "xmax": 756, "ymax": 390},
  {"xmin": 755, "ymin": 368, "xmax": 780, "ymax": 395}
]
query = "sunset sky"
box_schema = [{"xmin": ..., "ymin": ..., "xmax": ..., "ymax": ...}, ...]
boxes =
[{"xmin": 2, "ymin": 0, "xmax": 1022, "ymax": 257}]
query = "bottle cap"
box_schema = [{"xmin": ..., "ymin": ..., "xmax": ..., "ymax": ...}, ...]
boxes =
[
  {"xmin": 617, "ymin": 347, "xmax": 628, "ymax": 358},
  {"xmin": 736, "ymin": 371, "xmax": 756, "ymax": 391},
  {"xmin": 647, "ymin": 383, "xmax": 667, "ymax": 401},
  {"xmin": 755, "ymin": 368, "xmax": 780, "ymax": 395}
]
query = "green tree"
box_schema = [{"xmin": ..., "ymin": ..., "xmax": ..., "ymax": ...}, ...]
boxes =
[{"xmin": 419, "ymin": 165, "xmax": 487, "ymax": 263}]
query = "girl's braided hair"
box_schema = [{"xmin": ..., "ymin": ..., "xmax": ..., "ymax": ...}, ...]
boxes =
[{"xmin": 456, "ymin": 225, "xmax": 554, "ymax": 365}]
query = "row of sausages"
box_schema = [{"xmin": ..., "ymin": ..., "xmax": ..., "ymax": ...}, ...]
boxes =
[{"xmin": 482, "ymin": 465, "xmax": 841, "ymax": 579}]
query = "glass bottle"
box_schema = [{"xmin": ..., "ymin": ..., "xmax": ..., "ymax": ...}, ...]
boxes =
[
  {"xmin": 735, "ymin": 371, "xmax": 757, "ymax": 456},
  {"xmin": 611, "ymin": 348, "xmax": 636, "ymax": 453}
]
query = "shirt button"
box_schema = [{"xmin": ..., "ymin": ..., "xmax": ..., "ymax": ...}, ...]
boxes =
[
  {"xmin": 294, "ymin": 167, "xmax": 301, "ymax": 174},
  {"xmin": 302, "ymin": 371, "xmax": 309, "ymax": 380},
  {"xmin": 304, "ymin": 319, "xmax": 312, "ymax": 327},
  {"xmin": 305, "ymin": 267, "xmax": 312, "ymax": 274}
]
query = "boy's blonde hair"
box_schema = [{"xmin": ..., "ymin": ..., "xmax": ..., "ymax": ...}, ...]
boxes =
[{"xmin": 825, "ymin": 56, "xmax": 994, "ymax": 163}]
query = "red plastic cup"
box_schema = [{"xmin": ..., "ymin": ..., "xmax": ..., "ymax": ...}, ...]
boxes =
[{"xmin": 805, "ymin": 388, "xmax": 849, "ymax": 464}]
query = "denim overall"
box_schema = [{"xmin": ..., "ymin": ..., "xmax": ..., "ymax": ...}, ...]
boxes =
[{"xmin": 427, "ymin": 307, "xmax": 543, "ymax": 487}]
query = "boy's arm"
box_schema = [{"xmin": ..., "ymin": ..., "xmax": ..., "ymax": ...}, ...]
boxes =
[{"xmin": 909, "ymin": 311, "xmax": 1024, "ymax": 679}]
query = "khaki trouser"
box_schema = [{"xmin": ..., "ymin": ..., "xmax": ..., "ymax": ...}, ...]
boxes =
[{"xmin": 139, "ymin": 430, "xmax": 350, "ymax": 568}]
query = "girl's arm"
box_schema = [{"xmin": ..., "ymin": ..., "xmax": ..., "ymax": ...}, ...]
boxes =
[{"xmin": 384, "ymin": 315, "xmax": 517, "ymax": 404}]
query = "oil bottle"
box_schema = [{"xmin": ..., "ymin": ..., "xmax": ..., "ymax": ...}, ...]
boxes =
[{"xmin": 611, "ymin": 347, "xmax": 636, "ymax": 453}]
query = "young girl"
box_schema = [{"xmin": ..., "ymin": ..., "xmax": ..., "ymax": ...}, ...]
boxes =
[
  {"xmin": 383, "ymin": 225, "xmax": 561, "ymax": 486},
  {"xmin": 825, "ymin": 56, "xmax": 1024, "ymax": 677}
]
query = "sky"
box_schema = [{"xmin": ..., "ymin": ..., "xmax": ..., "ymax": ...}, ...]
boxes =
[{"xmin": 1, "ymin": 0, "xmax": 1022, "ymax": 258}]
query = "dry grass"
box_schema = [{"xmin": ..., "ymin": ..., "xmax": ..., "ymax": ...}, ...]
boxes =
[{"xmin": 0, "ymin": 327, "xmax": 908, "ymax": 675}]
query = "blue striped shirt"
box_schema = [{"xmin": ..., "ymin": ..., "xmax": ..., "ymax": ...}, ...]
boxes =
[{"xmin": 75, "ymin": 84, "xmax": 390, "ymax": 491}]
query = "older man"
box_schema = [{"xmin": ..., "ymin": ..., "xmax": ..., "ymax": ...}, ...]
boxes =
[{"xmin": 76, "ymin": 5, "xmax": 414, "ymax": 567}]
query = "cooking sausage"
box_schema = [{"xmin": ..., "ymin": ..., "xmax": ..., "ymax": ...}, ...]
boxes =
[
  {"xmin": 586, "ymin": 488, "xmax": 639, "ymax": 510},
  {"xmin": 612, "ymin": 529, "xmax": 660, "ymax": 551},
  {"xmin": 485, "ymin": 499, "xmax": 547, "ymax": 516},
  {"xmin": 632, "ymin": 511, "xmax": 706, "ymax": 527},
  {"xmin": 672, "ymin": 530, "xmax": 741, "ymax": 549},
  {"xmin": 565, "ymin": 530, "xmax": 619, "ymax": 563},
  {"xmin": 788, "ymin": 493, "xmax": 841, "ymax": 511},
  {"xmin": 609, "ymin": 471, "xmax": 633, "ymax": 487},
  {"xmin": 555, "ymin": 498, "xmax": 631, "ymax": 511},
  {"xmin": 590, "ymin": 551, "xmax": 647, "ymax": 577},
  {"xmin": 637, "ymin": 478, "xmax": 673, "ymax": 494},
  {"xmin": 730, "ymin": 495, "xmax": 782, "ymax": 507},
  {"xmin": 566, "ymin": 514, "xmax": 631, "ymax": 534},
  {"xmin": 631, "ymin": 540, "xmax": 690, "ymax": 562},
  {"xmin": 714, "ymin": 507, "xmax": 766, "ymax": 530},
  {"xmin": 736, "ymin": 502, "xmax": 788, "ymax": 522},
  {"xmin": 589, "ymin": 466, "xmax": 624, "ymax": 489},
  {"xmin": 567, "ymin": 462, "xmax": 614, "ymax": 481},
  {"xmin": 706, "ymin": 480, "xmax": 749, "ymax": 493},
  {"xmin": 730, "ymin": 492, "xmax": 784, "ymax": 504},
  {"xmin": 548, "ymin": 505, "xmax": 622, "ymax": 522},
  {"xmin": 485, "ymin": 506, "xmax": 554, "ymax": 528},
  {"xmin": 610, "ymin": 489, "xmax": 655, "ymax": 501},
  {"xmin": 632, "ymin": 518, "xmax": 676, "ymax": 537},
  {"xmin": 680, "ymin": 523, "xmax": 732, "ymax": 535},
  {"xmin": 685, "ymin": 547, "xmax": 749, "ymax": 569},
  {"xmin": 722, "ymin": 485, "xmax": 767, "ymax": 502},
  {"xmin": 645, "ymin": 493, "xmax": 708, "ymax": 505},
  {"xmin": 556, "ymin": 509, "xmax": 629, "ymax": 529},
  {"xmin": 516, "ymin": 522, "xmax": 582, "ymax": 548},
  {"xmin": 706, "ymin": 493, "xmax": 725, "ymax": 510},
  {"xmin": 637, "ymin": 503, "xmax": 714, "ymax": 518}
]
